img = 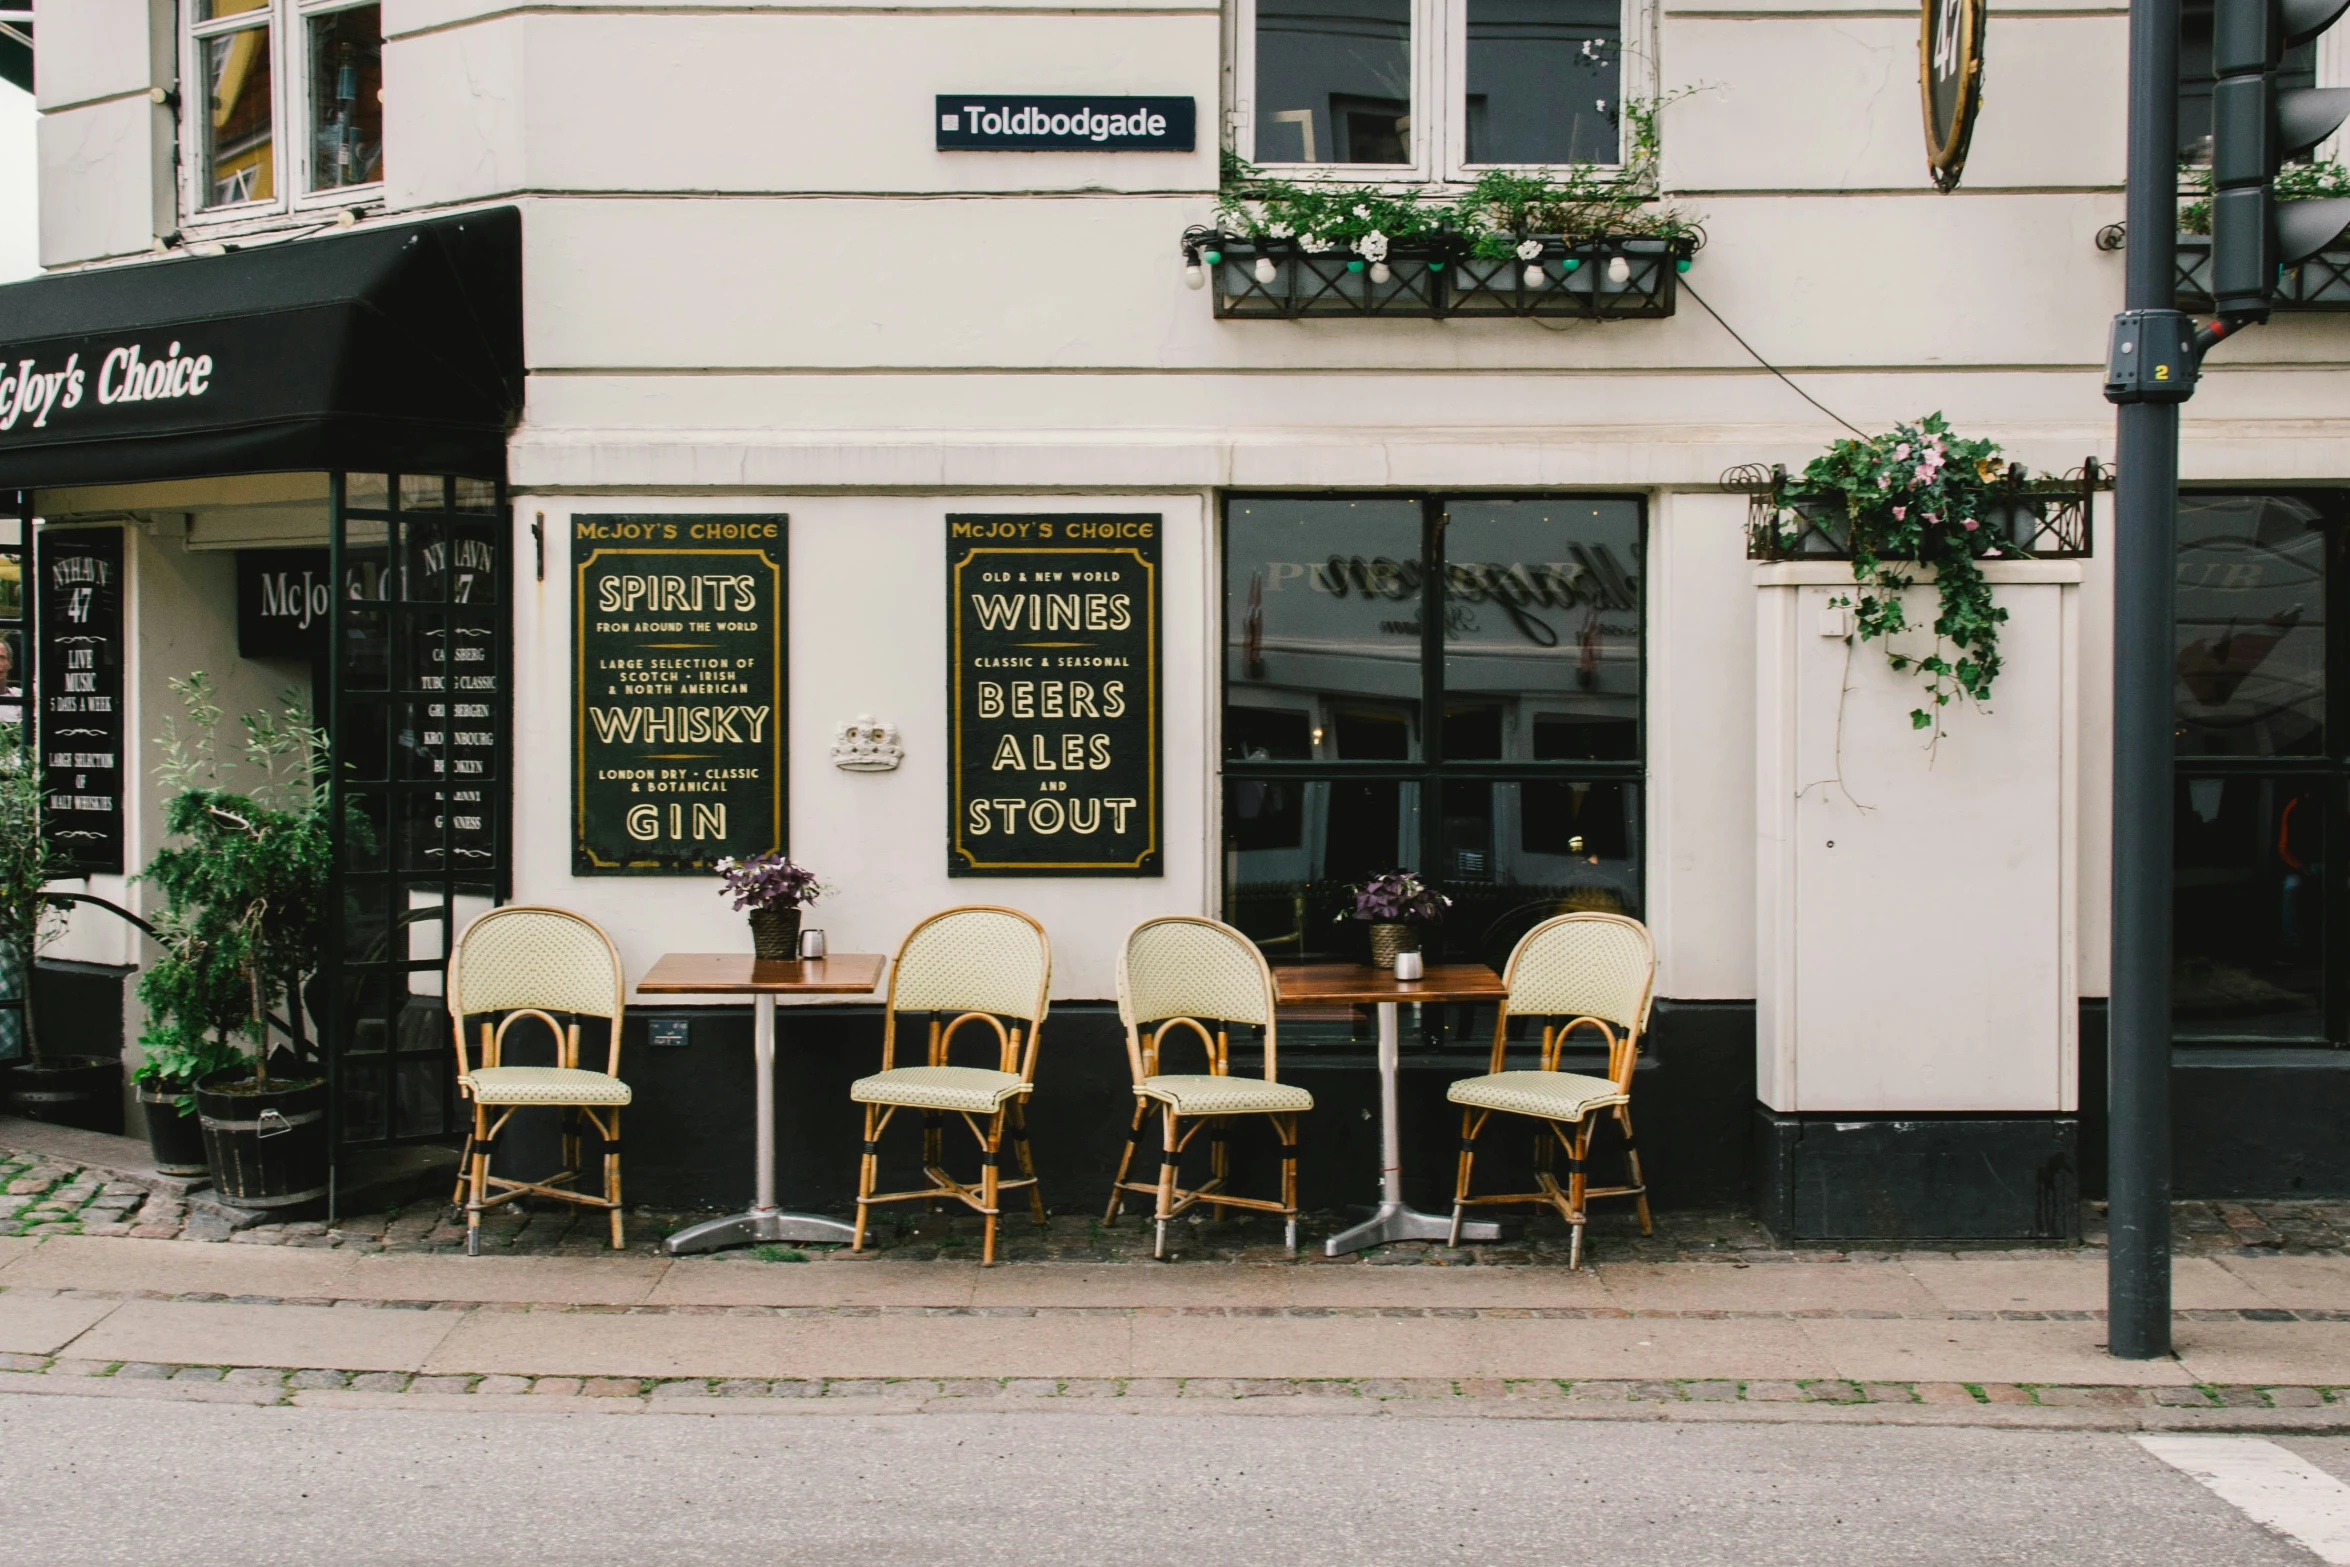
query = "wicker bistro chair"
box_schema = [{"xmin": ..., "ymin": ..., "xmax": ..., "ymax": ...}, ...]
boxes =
[
  {"xmin": 445, "ymin": 906, "xmax": 632, "ymax": 1256},
  {"xmin": 1446, "ymin": 912, "xmax": 1657, "ymax": 1270},
  {"xmin": 1105, "ymin": 917, "xmax": 1314, "ymax": 1259},
  {"xmin": 849, "ymin": 907, "xmax": 1052, "ymax": 1266}
]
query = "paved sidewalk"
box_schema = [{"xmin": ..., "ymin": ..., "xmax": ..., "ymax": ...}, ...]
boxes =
[{"xmin": 0, "ymin": 1232, "xmax": 2342, "ymax": 1428}]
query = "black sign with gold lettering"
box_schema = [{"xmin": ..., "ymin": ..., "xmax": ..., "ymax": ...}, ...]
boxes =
[
  {"xmin": 1921, "ymin": 0, "xmax": 1985, "ymax": 192},
  {"xmin": 573, "ymin": 515, "xmax": 786, "ymax": 875},
  {"xmin": 948, "ymin": 514, "xmax": 1160, "ymax": 877},
  {"xmin": 36, "ymin": 527, "xmax": 124, "ymax": 876}
]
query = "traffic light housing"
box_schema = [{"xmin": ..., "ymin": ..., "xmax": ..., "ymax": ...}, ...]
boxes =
[{"xmin": 2210, "ymin": 0, "xmax": 2350, "ymax": 316}]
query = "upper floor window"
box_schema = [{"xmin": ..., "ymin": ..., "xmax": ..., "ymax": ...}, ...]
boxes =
[
  {"xmin": 186, "ymin": 0, "xmax": 383, "ymax": 218},
  {"xmin": 1239, "ymin": 0, "xmax": 1633, "ymax": 179}
]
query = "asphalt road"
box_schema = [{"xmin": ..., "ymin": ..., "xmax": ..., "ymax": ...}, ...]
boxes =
[{"xmin": 0, "ymin": 1396, "xmax": 2334, "ymax": 1567}]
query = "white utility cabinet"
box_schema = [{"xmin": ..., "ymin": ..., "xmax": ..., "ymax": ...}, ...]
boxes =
[{"xmin": 1756, "ymin": 560, "xmax": 2082, "ymax": 1114}]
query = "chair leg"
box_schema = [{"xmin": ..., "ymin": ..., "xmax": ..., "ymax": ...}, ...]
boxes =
[
  {"xmin": 1617, "ymin": 1106, "xmax": 1653, "ymax": 1236},
  {"xmin": 1154, "ymin": 1106, "xmax": 1179, "ymax": 1261},
  {"xmin": 1209, "ymin": 1120, "xmax": 1230, "ymax": 1224},
  {"xmin": 852, "ymin": 1104, "xmax": 879, "ymax": 1252},
  {"xmin": 465, "ymin": 1104, "xmax": 490, "ymax": 1258},
  {"xmin": 1278, "ymin": 1113, "xmax": 1300, "ymax": 1257},
  {"xmin": 1567, "ymin": 1121, "xmax": 1593, "ymax": 1271},
  {"xmin": 1010, "ymin": 1100, "xmax": 1047, "ymax": 1226},
  {"xmin": 604, "ymin": 1109, "xmax": 624, "ymax": 1251},
  {"xmin": 1450, "ymin": 1109, "xmax": 1485, "ymax": 1249},
  {"xmin": 449, "ymin": 1129, "xmax": 473, "ymax": 1214},
  {"xmin": 980, "ymin": 1112, "xmax": 1004, "ymax": 1267},
  {"xmin": 1104, "ymin": 1097, "xmax": 1148, "ymax": 1225},
  {"xmin": 922, "ymin": 1111, "xmax": 944, "ymax": 1211}
]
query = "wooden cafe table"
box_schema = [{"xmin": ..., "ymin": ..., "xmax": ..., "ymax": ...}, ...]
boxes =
[
  {"xmin": 1272, "ymin": 962, "xmax": 1511, "ymax": 1256},
  {"xmin": 637, "ymin": 952, "xmax": 886, "ymax": 1256}
]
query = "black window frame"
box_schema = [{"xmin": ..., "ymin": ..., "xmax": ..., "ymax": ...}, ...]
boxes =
[
  {"xmin": 2173, "ymin": 484, "xmax": 2350, "ymax": 1049},
  {"xmin": 1218, "ymin": 489, "xmax": 1647, "ymax": 967}
]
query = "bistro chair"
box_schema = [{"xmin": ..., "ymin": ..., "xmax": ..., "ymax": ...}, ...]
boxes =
[
  {"xmin": 1105, "ymin": 916, "xmax": 1313, "ymax": 1259},
  {"xmin": 1446, "ymin": 912, "xmax": 1655, "ymax": 1270},
  {"xmin": 446, "ymin": 906, "xmax": 633, "ymax": 1256},
  {"xmin": 849, "ymin": 906, "xmax": 1052, "ymax": 1265}
]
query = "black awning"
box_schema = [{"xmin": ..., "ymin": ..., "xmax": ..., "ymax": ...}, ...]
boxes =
[{"xmin": 0, "ymin": 207, "xmax": 521, "ymax": 489}]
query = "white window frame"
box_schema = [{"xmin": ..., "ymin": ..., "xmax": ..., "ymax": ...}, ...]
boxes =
[
  {"xmin": 180, "ymin": 0, "xmax": 385, "ymax": 229},
  {"xmin": 1231, "ymin": 0, "xmax": 1653, "ymax": 187}
]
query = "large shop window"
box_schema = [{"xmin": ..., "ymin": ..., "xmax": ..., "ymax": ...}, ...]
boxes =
[
  {"xmin": 1241, "ymin": 0, "xmax": 1631, "ymax": 177},
  {"xmin": 1222, "ymin": 495, "xmax": 1642, "ymax": 971},
  {"xmin": 2173, "ymin": 490, "xmax": 2350, "ymax": 1044},
  {"xmin": 186, "ymin": 0, "xmax": 384, "ymax": 216}
]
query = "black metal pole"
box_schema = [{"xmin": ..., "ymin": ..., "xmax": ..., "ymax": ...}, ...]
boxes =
[{"xmin": 2109, "ymin": 0, "xmax": 2180, "ymax": 1360}]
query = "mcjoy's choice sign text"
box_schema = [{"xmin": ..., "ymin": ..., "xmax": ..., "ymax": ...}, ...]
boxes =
[
  {"xmin": 948, "ymin": 514, "xmax": 1161, "ymax": 877},
  {"xmin": 0, "ymin": 340, "xmax": 214, "ymax": 431},
  {"xmin": 937, "ymin": 96, "xmax": 1195, "ymax": 151}
]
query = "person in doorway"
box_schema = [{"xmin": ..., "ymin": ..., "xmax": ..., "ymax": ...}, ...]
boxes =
[
  {"xmin": 0, "ymin": 635, "xmax": 19, "ymax": 726},
  {"xmin": 2278, "ymin": 787, "xmax": 2323, "ymax": 961}
]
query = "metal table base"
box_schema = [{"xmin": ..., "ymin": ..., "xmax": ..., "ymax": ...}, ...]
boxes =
[
  {"xmin": 664, "ymin": 993, "xmax": 856, "ymax": 1255},
  {"xmin": 1325, "ymin": 1000, "xmax": 1501, "ymax": 1256}
]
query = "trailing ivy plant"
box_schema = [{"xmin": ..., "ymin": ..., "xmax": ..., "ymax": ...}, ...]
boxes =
[
  {"xmin": 1760, "ymin": 414, "xmax": 2024, "ymax": 735},
  {"xmin": 134, "ymin": 675, "xmax": 349, "ymax": 1106},
  {"xmin": 1212, "ymin": 90, "xmax": 1703, "ymax": 255},
  {"xmin": 0, "ymin": 726, "xmax": 64, "ymax": 1065}
]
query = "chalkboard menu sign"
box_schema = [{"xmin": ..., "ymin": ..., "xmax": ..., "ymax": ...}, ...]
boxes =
[
  {"xmin": 36, "ymin": 528, "xmax": 124, "ymax": 875},
  {"xmin": 947, "ymin": 515, "xmax": 1160, "ymax": 877},
  {"xmin": 573, "ymin": 516, "xmax": 787, "ymax": 874}
]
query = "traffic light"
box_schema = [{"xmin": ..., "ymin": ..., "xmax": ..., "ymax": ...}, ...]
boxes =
[{"xmin": 2210, "ymin": 0, "xmax": 2350, "ymax": 316}]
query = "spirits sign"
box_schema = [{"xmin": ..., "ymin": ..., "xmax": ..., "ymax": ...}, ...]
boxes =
[
  {"xmin": 573, "ymin": 516, "xmax": 786, "ymax": 874},
  {"xmin": 947, "ymin": 514, "xmax": 1160, "ymax": 877},
  {"xmin": 36, "ymin": 528, "xmax": 124, "ymax": 876}
]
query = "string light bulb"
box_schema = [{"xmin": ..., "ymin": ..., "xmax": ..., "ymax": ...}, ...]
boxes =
[
  {"xmin": 1606, "ymin": 255, "xmax": 1631, "ymax": 283},
  {"xmin": 1370, "ymin": 261, "xmax": 1391, "ymax": 283},
  {"xmin": 1254, "ymin": 256, "xmax": 1277, "ymax": 285},
  {"xmin": 1184, "ymin": 260, "xmax": 1204, "ymax": 289},
  {"xmin": 1523, "ymin": 263, "xmax": 1545, "ymax": 288}
]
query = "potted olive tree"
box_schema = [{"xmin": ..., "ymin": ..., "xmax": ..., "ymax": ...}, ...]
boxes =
[
  {"xmin": 0, "ymin": 724, "xmax": 124, "ymax": 1131},
  {"xmin": 135, "ymin": 676, "xmax": 340, "ymax": 1206}
]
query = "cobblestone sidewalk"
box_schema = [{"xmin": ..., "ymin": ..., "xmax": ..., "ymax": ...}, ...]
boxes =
[{"xmin": 7, "ymin": 1144, "xmax": 2350, "ymax": 1265}]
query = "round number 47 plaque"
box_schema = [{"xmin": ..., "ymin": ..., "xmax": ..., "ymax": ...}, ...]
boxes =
[{"xmin": 1921, "ymin": 0, "xmax": 1986, "ymax": 192}]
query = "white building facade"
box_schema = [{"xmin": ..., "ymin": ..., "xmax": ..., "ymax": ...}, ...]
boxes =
[{"xmin": 8, "ymin": 0, "xmax": 2349, "ymax": 1233}]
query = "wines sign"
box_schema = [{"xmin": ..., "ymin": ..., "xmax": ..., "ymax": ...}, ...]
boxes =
[{"xmin": 947, "ymin": 515, "xmax": 1160, "ymax": 877}]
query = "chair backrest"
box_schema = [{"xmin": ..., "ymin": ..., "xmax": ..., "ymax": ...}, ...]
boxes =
[
  {"xmin": 447, "ymin": 906, "xmax": 627, "ymax": 1076},
  {"xmin": 1117, "ymin": 917, "xmax": 1279, "ymax": 1082},
  {"xmin": 1500, "ymin": 912, "xmax": 1655, "ymax": 1038},
  {"xmin": 889, "ymin": 906, "xmax": 1052, "ymax": 1021}
]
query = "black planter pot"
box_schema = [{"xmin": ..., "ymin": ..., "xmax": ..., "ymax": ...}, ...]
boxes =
[
  {"xmin": 196, "ymin": 1070, "xmax": 328, "ymax": 1210},
  {"xmin": 4, "ymin": 1056, "xmax": 125, "ymax": 1134},
  {"xmin": 748, "ymin": 908, "xmax": 802, "ymax": 961},
  {"xmin": 138, "ymin": 1080, "xmax": 209, "ymax": 1177}
]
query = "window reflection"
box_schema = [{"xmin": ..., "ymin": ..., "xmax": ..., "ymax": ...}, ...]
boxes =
[
  {"xmin": 1463, "ymin": 0, "xmax": 1620, "ymax": 164},
  {"xmin": 1443, "ymin": 498, "xmax": 1640, "ymax": 762},
  {"xmin": 2174, "ymin": 773, "xmax": 2326, "ymax": 1039},
  {"xmin": 1226, "ymin": 498, "xmax": 1424, "ymax": 761},
  {"xmin": 1254, "ymin": 0, "xmax": 1413, "ymax": 164},
  {"xmin": 308, "ymin": 5, "xmax": 384, "ymax": 192},
  {"xmin": 203, "ymin": 22, "xmax": 275, "ymax": 205},
  {"xmin": 2174, "ymin": 493, "xmax": 2328, "ymax": 757}
]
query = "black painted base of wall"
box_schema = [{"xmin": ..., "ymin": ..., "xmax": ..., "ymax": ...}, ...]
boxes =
[
  {"xmin": 1752, "ymin": 1109, "xmax": 2081, "ymax": 1244},
  {"xmin": 493, "ymin": 997, "xmax": 1758, "ymax": 1216},
  {"xmin": 11, "ymin": 959, "xmax": 129, "ymax": 1065}
]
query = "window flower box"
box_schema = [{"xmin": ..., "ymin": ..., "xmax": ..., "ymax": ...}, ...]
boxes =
[
  {"xmin": 1197, "ymin": 231, "xmax": 1694, "ymax": 321},
  {"xmin": 2174, "ymin": 234, "xmax": 2350, "ymax": 312}
]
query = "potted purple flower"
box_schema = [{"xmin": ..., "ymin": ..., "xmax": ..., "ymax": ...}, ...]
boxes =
[
  {"xmin": 1337, "ymin": 871, "xmax": 1451, "ymax": 970},
  {"xmin": 715, "ymin": 852, "xmax": 828, "ymax": 959}
]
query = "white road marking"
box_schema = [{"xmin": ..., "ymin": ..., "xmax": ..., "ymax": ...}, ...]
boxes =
[{"xmin": 2137, "ymin": 1435, "xmax": 2350, "ymax": 1564}]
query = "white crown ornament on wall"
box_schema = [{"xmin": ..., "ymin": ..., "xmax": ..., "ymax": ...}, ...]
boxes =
[{"xmin": 830, "ymin": 715, "xmax": 904, "ymax": 772}]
